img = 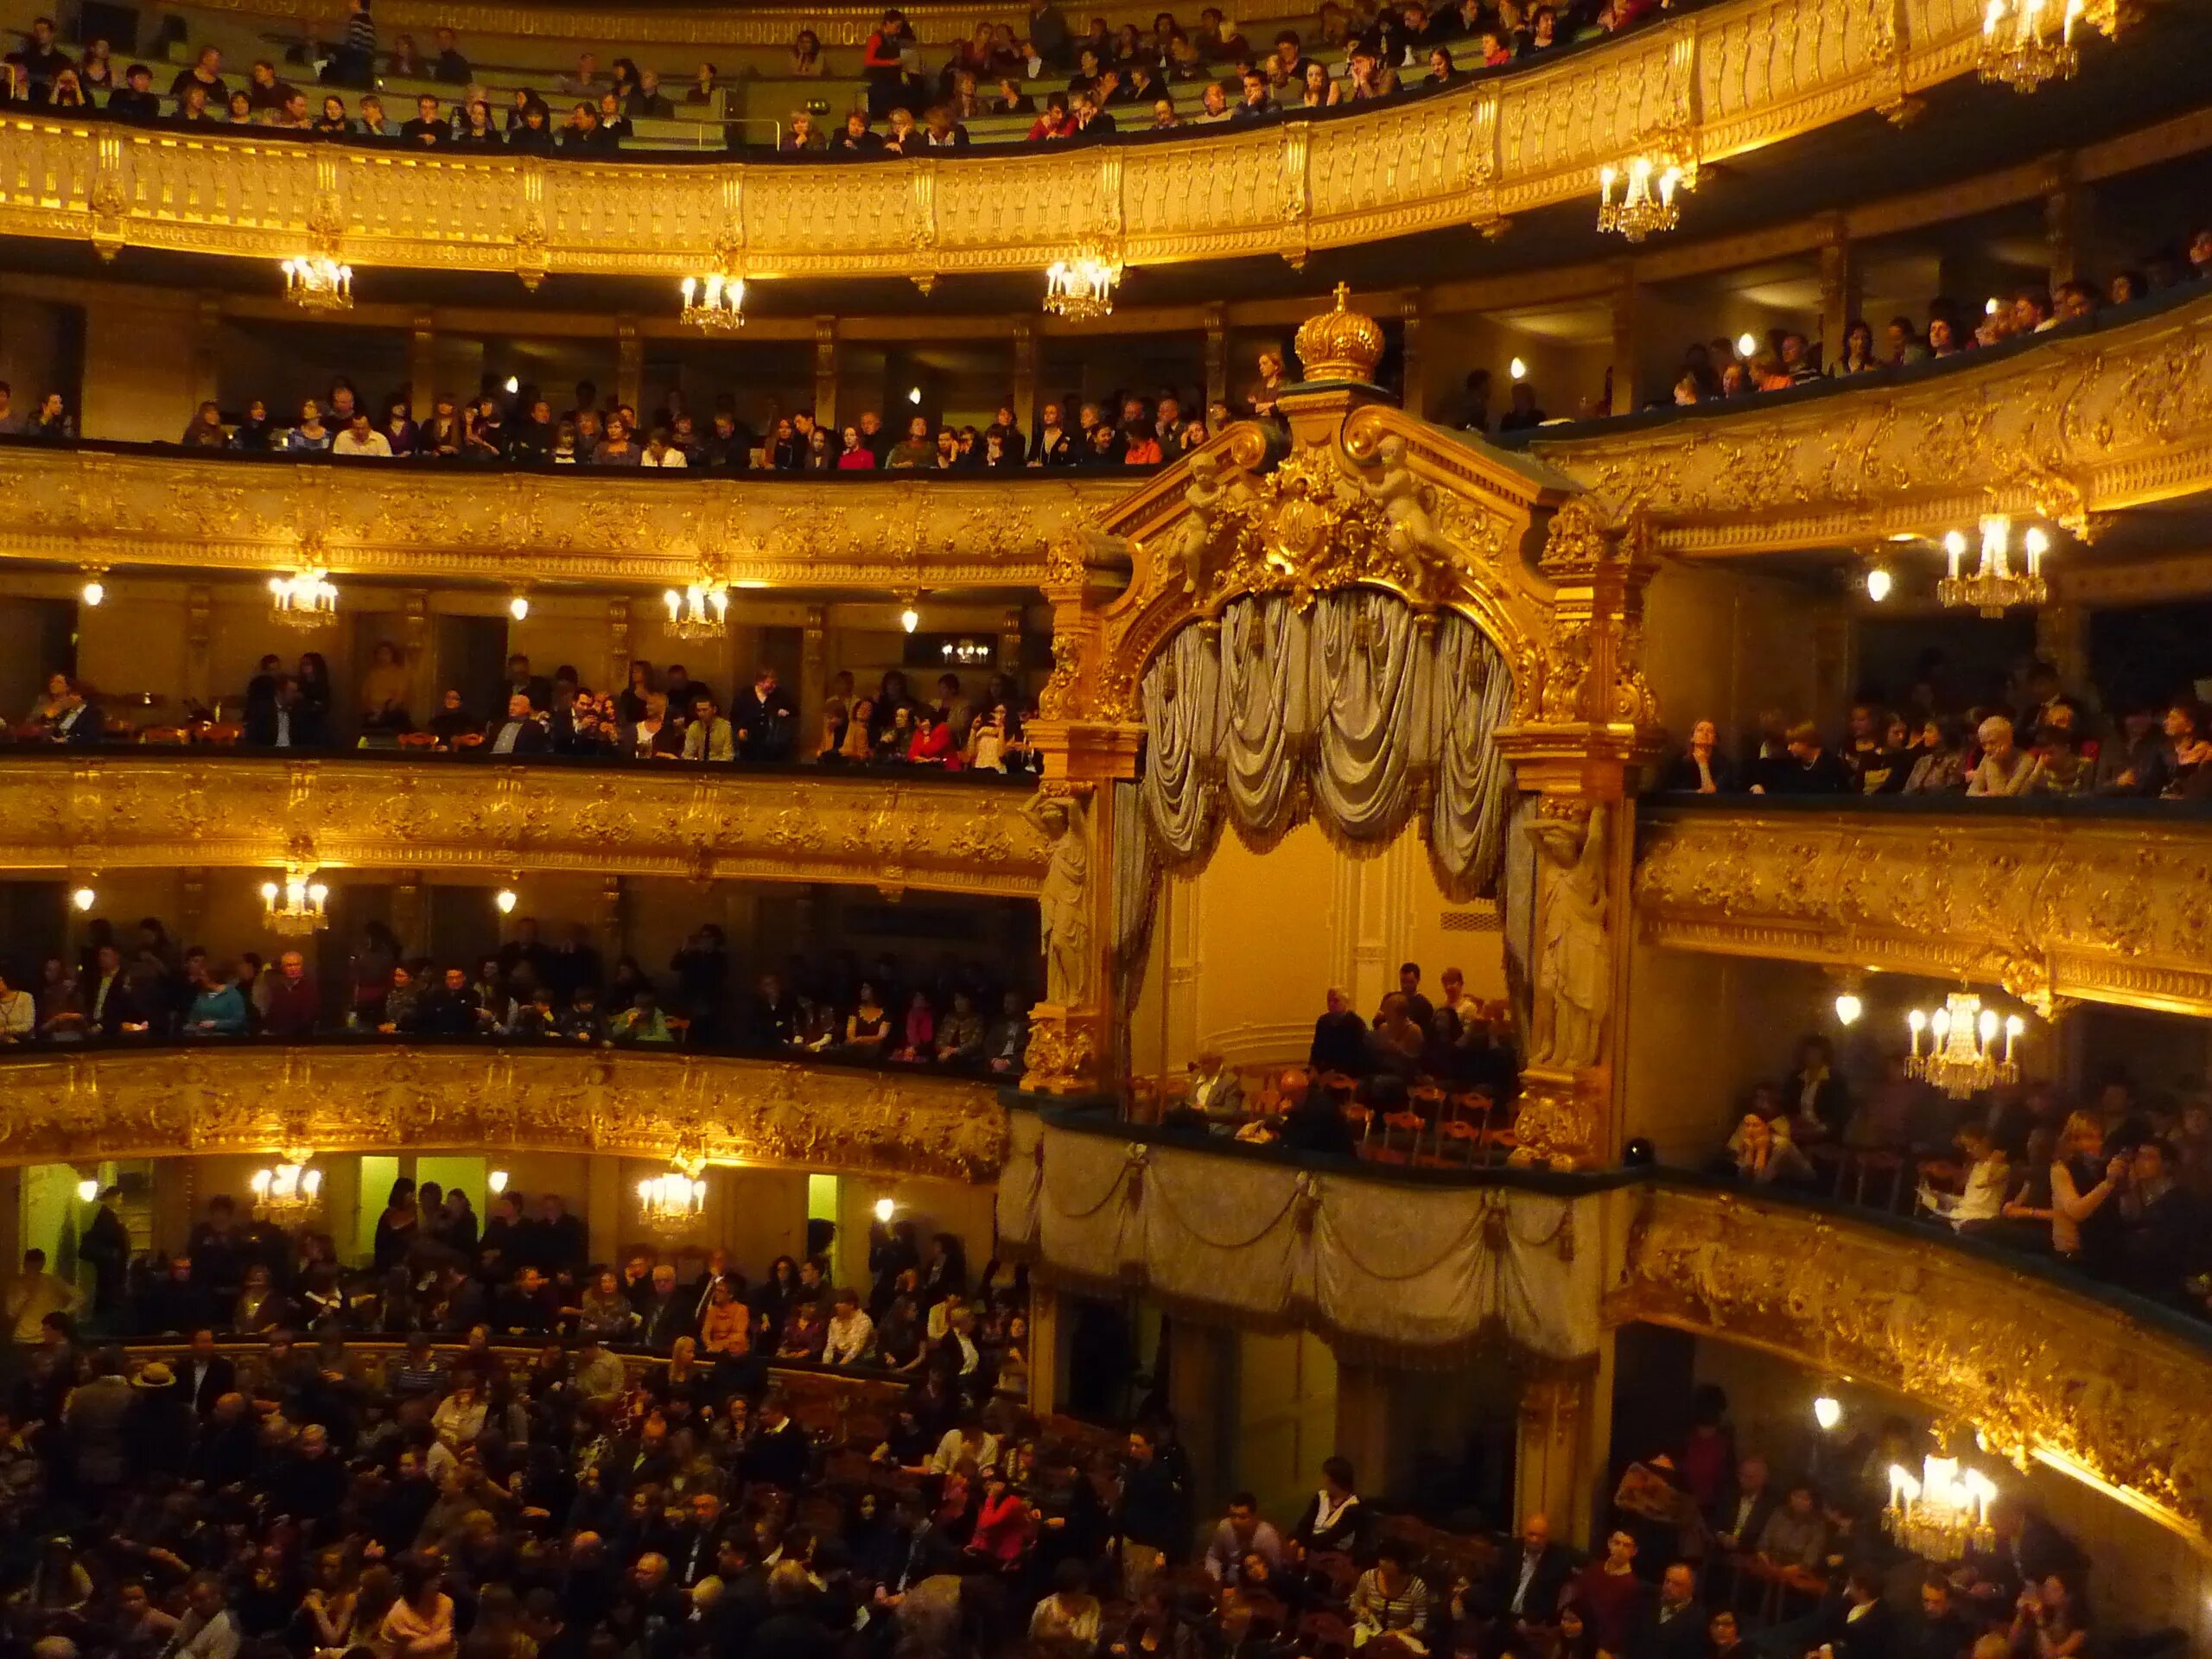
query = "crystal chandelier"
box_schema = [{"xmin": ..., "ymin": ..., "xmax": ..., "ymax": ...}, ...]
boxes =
[
  {"xmin": 1597, "ymin": 155, "xmax": 1690, "ymax": 242},
  {"xmin": 1978, "ymin": 0, "xmax": 2082, "ymax": 91},
  {"xmin": 679, "ymin": 273, "xmax": 745, "ymax": 333},
  {"xmin": 663, "ymin": 581, "xmax": 730, "ymax": 643},
  {"xmin": 638, "ymin": 1166, "xmax": 709, "ymax": 1228},
  {"xmin": 1044, "ymin": 253, "xmax": 1122, "ymax": 321},
  {"xmin": 249, "ymin": 1157, "xmax": 324, "ymax": 1222},
  {"xmin": 269, "ymin": 568, "xmax": 340, "ymax": 629},
  {"xmin": 260, "ymin": 867, "xmax": 331, "ymax": 936},
  {"xmin": 1885, "ymin": 1455, "xmax": 1999, "ymax": 1560},
  {"xmin": 281, "ymin": 255, "xmax": 354, "ymax": 312},
  {"xmin": 1939, "ymin": 516, "xmax": 2048, "ymax": 616},
  {"xmin": 1905, "ymin": 991, "xmax": 2024, "ymax": 1099}
]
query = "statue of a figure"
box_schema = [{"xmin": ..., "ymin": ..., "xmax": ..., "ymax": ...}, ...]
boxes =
[
  {"xmin": 1361, "ymin": 435, "xmax": 1458, "ymax": 575},
  {"xmin": 1157, "ymin": 448, "xmax": 1251, "ymax": 594},
  {"xmin": 1526, "ymin": 806, "xmax": 1610, "ymax": 1070},
  {"xmin": 1022, "ymin": 790, "xmax": 1091, "ymax": 1005}
]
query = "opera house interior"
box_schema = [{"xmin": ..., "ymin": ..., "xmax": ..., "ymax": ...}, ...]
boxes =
[{"xmin": 3, "ymin": 0, "xmax": 2212, "ymax": 1651}]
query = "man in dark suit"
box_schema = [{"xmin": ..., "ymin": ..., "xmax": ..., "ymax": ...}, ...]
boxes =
[
  {"xmin": 1309, "ymin": 987, "xmax": 1369, "ymax": 1076},
  {"xmin": 733, "ymin": 667, "xmax": 798, "ymax": 763},
  {"xmin": 46, "ymin": 675, "xmax": 104, "ymax": 744},
  {"xmin": 637, "ymin": 1264, "xmax": 694, "ymax": 1352},
  {"xmin": 1479, "ymin": 1512, "xmax": 1574, "ymax": 1635},
  {"xmin": 485, "ymin": 693, "xmax": 553, "ymax": 756},
  {"xmin": 1963, "ymin": 1499, "xmax": 2083, "ymax": 1605},
  {"xmin": 1710, "ymin": 1456, "xmax": 1780, "ymax": 1550},
  {"xmin": 741, "ymin": 1391, "xmax": 811, "ymax": 1491},
  {"xmin": 183, "ymin": 1326, "xmax": 238, "ymax": 1414},
  {"xmin": 79, "ymin": 1185, "xmax": 132, "ymax": 1327},
  {"xmin": 502, "ymin": 653, "xmax": 556, "ymax": 712},
  {"xmin": 1808, "ymin": 1567, "xmax": 1895, "ymax": 1659},
  {"xmin": 1633, "ymin": 1564, "xmax": 1706, "ymax": 1659},
  {"xmin": 1904, "ymin": 1574, "xmax": 1976, "ymax": 1659}
]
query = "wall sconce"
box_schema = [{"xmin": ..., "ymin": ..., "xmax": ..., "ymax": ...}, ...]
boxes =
[{"xmin": 1814, "ymin": 1395, "xmax": 1844, "ymax": 1431}]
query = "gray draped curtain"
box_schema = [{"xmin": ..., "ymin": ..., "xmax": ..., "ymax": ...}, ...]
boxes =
[{"xmin": 1115, "ymin": 589, "xmax": 1519, "ymax": 1009}]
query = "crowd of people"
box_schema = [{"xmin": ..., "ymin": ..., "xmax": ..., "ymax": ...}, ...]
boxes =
[
  {"xmin": 0, "ymin": 1161, "xmax": 2120, "ymax": 1659},
  {"xmin": 15, "ymin": 656, "xmax": 1049, "ymax": 778},
  {"xmin": 1662, "ymin": 660, "xmax": 2212, "ymax": 803},
  {"xmin": 1709, "ymin": 1033, "xmax": 2212, "ymax": 1313},
  {"xmin": 2, "ymin": 0, "xmax": 1669, "ymax": 155},
  {"xmin": 1454, "ymin": 230, "xmax": 2212, "ymax": 433},
  {"xmin": 1592, "ymin": 1382, "xmax": 2105, "ymax": 1659},
  {"xmin": 140, "ymin": 380, "xmax": 1249, "ymax": 474},
  {"xmin": 1131, "ymin": 966, "xmax": 1522, "ymax": 1158},
  {"xmin": 0, "ymin": 912, "xmax": 1034, "ymax": 1076}
]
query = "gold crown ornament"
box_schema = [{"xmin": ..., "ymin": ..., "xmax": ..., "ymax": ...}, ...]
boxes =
[{"xmin": 1294, "ymin": 283, "xmax": 1387, "ymax": 384}]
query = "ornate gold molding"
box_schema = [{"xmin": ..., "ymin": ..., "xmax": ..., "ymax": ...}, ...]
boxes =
[
  {"xmin": 0, "ymin": 1046, "xmax": 1008, "ymax": 1180},
  {"xmin": 0, "ymin": 0, "xmax": 1992, "ymax": 278},
  {"xmin": 0, "ymin": 757, "xmax": 1046, "ymax": 899},
  {"xmin": 1634, "ymin": 803, "xmax": 2212, "ymax": 1018},
  {"xmin": 1607, "ymin": 1185, "xmax": 2212, "ymax": 1554},
  {"xmin": 0, "ymin": 448, "xmax": 1123, "ymax": 589},
  {"xmin": 1536, "ymin": 291, "xmax": 2212, "ymax": 556}
]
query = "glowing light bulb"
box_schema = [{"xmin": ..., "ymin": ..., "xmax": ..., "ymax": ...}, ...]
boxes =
[
  {"xmin": 1736, "ymin": 333, "xmax": 1758, "ymax": 358},
  {"xmin": 1509, "ymin": 357, "xmax": 1528, "ymax": 381},
  {"xmin": 1813, "ymin": 1396, "xmax": 1843, "ymax": 1430},
  {"xmin": 71, "ymin": 887, "xmax": 96, "ymax": 912},
  {"xmin": 504, "ymin": 375, "xmax": 519, "ymax": 395},
  {"xmin": 76, "ymin": 1179, "xmax": 99, "ymax": 1203},
  {"xmin": 495, "ymin": 888, "xmax": 518, "ymax": 915},
  {"xmin": 1865, "ymin": 567, "xmax": 1892, "ymax": 603},
  {"xmin": 509, "ymin": 594, "xmax": 531, "ymax": 622},
  {"xmin": 907, "ymin": 386, "xmax": 923, "ymax": 404},
  {"xmin": 1834, "ymin": 994, "xmax": 1863, "ymax": 1026},
  {"xmin": 900, "ymin": 607, "xmax": 920, "ymax": 634},
  {"xmin": 488, "ymin": 1169, "xmax": 509, "ymax": 1194},
  {"xmin": 81, "ymin": 579, "xmax": 105, "ymax": 607},
  {"xmin": 874, "ymin": 1197, "xmax": 896, "ymax": 1223}
]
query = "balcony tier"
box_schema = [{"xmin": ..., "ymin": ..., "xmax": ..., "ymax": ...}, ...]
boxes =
[
  {"xmin": 0, "ymin": 753, "xmax": 1047, "ymax": 898},
  {"xmin": 1633, "ymin": 795, "xmax": 2212, "ymax": 1018},
  {"xmin": 0, "ymin": 444, "xmax": 1128, "ymax": 589},
  {"xmin": 0, "ymin": 0, "xmax": 1989, "ymax": 278},
  {"xmin": 0, "ymin": 1041, "xmax": 1008, "ymax": 1179}
]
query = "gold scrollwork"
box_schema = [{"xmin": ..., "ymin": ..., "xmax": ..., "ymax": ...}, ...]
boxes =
[
  {"xmin": 1608, "ymin": 1185, "xmax": 2212, "ymax": 1554},
  {"xmin": 0, "ymin": 758, "xmax": 1048, "ymax": 899},
  {"xmin": 0, "ymin": 1046, "xmax": 1009, "ymax": 1181},
  {"xmin": 1634, "ymin": 803, "xmax": 2212, "ymax": 1020}
]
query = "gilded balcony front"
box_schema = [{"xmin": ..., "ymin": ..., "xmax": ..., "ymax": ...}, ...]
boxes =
[
  {"xmin": 0, "ymin": 754, "xmax": 1047, "ymax": 899},
  {"xmin": 0, "ymin": 0, "xmax": 1990, "ymax": 278},
  {"xmin": 0, "ymin": 448, "xmax": 1125, "ymax": 589},
  {"xmin": 1608, "ymin": 1184, "xmax": 2212, "ymax": 1553},
  {"xmin": 1532, "ymin": 288, "xmax": 2212, "ymax": 556},
  {"xmin": 0, "ymin": 1044, "xmax": 1007, "ymax": 1180},
  {"xmin": 1632, "ymin": 798, "xmax": 2212, "ymax": 1018}
]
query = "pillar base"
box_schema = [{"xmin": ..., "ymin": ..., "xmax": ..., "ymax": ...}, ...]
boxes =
[
  {"xmin": 1020, "ymin": 1001, "xmax": 1107, "ymax": 1096},
  {"xmin": 1510, "ymin": 1065, "xmax": 1606, "ymax": 1170}
]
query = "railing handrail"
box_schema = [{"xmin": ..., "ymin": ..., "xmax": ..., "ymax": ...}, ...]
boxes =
[
  {"xmin": 1637, "ymin": 791, "xmax": 2212, "ymax": 824},
  {"xmin": 1018, "ymin": 1101, "xmax": 2212, "ymax": 1353}
]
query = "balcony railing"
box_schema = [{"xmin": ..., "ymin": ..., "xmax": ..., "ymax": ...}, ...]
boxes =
[
  {"xmin": 0, "ymin": 752, "xmax": 1048, "ymax": 896},
  {"xmin": 1633, "ymin": 793, "xmax": 2212, "ymax": 1018},
  {"xmin": 0, "ymin": 0, "xmax": 1992, "ymax": 277},
  {"xmin": 0, "ymin": 438, "xmax": 1133, "ymax": 588},
  {"xmin": 1529, "ymin": 283, "xmax": 2212, "ymax": 555},
  {"xmin": 0, "ymin": 1040, "xmax": 1011, "ymax": 1180},
  {"xmin": 1002, "ymin": 1101, "xmax": 2212, "ymax": 1548}
]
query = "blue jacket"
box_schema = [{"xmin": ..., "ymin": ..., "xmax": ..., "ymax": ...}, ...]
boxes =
[{"xmin": 187, "ymin": 983, "xmax": 248, "ymax": 1035}]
